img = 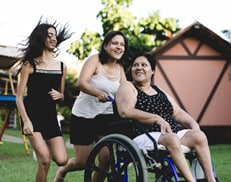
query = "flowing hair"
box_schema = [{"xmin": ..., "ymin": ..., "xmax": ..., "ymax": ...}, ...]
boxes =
[{"xmin": 19, "ymin": 16, "xmax": 73, "ymax": 64}]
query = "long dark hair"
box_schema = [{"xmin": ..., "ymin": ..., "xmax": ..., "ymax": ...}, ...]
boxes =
[
  {"xmin": 99, "ymin": 30, "xmax": 130, "ymax": 66},
  {"xmin": 19, "ymin": 16, "xmax": 73, "ymax": 63}
]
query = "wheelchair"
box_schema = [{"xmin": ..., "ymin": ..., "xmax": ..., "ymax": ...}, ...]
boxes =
[{"xmin": 84, "ymin": 119, "xmax": 218, "ymax": 182}]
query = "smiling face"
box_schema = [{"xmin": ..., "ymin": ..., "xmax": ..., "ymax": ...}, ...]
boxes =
[
  {"xmin": 104, "ymin": 34, "xmax": 125, "ymax": 61},
  {"xmin": 131, "ymin": 56, "xmax": 154, "ymax": 84},
  {"xmin": 44, "ymin": 27, "xmax": 57, "ymax": 51}
]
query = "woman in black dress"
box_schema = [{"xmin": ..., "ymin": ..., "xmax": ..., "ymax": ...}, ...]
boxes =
[{"xmin": 16, "ymin": 17, "xmax": 73, "ymax": 182}]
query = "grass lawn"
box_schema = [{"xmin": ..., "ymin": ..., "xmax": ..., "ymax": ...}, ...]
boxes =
[
  {"xmin": 1, "ymin": 128, "xmax": 83, "ymax": 182},
  {"xmin": 0, "ymin": 128, "xmax": 230, "ymax": 182}
]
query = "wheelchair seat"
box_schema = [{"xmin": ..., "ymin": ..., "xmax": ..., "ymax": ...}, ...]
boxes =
[{"xmin": 132, "ymin": 132, "xmax": 192, "ymax": 153}]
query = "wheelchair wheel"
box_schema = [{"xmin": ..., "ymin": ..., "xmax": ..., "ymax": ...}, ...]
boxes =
[
  {"xmin": 154, "ymin": 157, "xmax": 179, "ymax": 182},
  {"xmin": 84, "ymin": 134, "xmax": 148, "ymax": 182}
]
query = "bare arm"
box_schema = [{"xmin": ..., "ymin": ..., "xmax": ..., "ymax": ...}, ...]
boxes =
[
  {"xmin": 115, "ymin": 81, "xmax": 172, "ymax": 134},
  {"xmin": 77, "ymin": 55, "xmax": 99, "ymax": 96},
  {"xmin": 173, "ymin": 109, "xmax": 200, "ymax": 130},
  {"xmin": 16, "ymin": 63, "xmax": 34, "ymax": 135},
  {"xmin": 77, "ymin": 55, "xmax": 107, "ymax": 100},
  {"xmin": 163, "ymin": 89, "xmax": 200, "ymax": 130},
  {"xmin": 77, "ymin": 54, "xmax": 113, "ymax": 102}
]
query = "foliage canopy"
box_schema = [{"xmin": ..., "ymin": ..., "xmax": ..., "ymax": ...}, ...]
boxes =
[{"xmin": 67, "ymin": 0, "xmax": 180, "ymax": 60}]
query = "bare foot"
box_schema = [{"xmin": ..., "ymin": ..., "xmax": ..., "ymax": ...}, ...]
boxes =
[{"xmin": 53, "ymin": 167, "xmax": 65, "ymax": 182}]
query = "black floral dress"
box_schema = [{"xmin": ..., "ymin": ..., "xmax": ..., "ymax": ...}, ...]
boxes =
[{"xmin": 131, "ymin": 85, "xmax": 180, "ymax": 137}]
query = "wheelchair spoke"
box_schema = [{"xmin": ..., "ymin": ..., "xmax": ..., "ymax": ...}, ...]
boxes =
[{"xmin": 84, "ymin": 134, "xmax": 148, "ymax": 182}]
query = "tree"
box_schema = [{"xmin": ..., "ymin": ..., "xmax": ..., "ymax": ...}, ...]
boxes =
[{"xmin": 67, "ymin": 0, "xmax": 180, "ymax": 60}]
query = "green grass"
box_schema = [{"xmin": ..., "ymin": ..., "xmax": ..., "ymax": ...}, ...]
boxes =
[
  {"xmin": 1, "ymin": 128, "xmax": 231, "ymax": 182},
  {"xmin": 1, "ymin": 128, "xmax": 83, "ymax": 182},
  {"xmin": 209, "ymin": 144, "xmax": 231, "ymax": 181}
]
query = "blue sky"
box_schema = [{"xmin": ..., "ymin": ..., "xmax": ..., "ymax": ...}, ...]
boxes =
[{"xmin": 0, "ymin": 0, "xmax": 229, "ymax": 61}]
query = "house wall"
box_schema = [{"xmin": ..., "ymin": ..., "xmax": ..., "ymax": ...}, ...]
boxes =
[{"xmin": 153, "ymin": 37, "xmax": 231, "ymax": 127}]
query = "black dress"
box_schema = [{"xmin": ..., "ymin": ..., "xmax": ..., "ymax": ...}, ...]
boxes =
[{"xmin": 23, "ymin": 62, "xmax": 63, "ymax": 140}]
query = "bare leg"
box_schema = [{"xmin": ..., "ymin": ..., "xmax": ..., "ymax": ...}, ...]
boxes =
[
  {"xmin": 53, "ymin": 144, "xmax": 92, "ymax": 182},
  {"xmin": 181, "ymin": 130, "xmax": 216, "ymax": 182},
  {"xmin": 48, "ymin": 136, "xmax": 68, "ymax": 166},
  {"xmin": 159, "ymin": 133, "xmax": 196, "ymax": 182},
  {"xmin": 29, "ymin": 133, "xmax": 51, "ymax": 182},
  {"xmin": 92, "ymin": 146, "xmax": 110, "ymax": 182}
]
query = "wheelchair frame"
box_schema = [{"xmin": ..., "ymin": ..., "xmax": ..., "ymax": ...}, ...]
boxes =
[{"xmin": 84, "ymin": 119, "xmax": 218, "ymax": 182}]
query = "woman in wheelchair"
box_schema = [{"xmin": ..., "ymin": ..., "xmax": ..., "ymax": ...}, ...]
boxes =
[{"xmin": 114, "ymin": 52, "xmax": 216, "ymax": 182}]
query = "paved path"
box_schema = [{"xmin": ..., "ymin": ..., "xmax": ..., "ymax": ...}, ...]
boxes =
[{"xmin": 2, "ymin": 134, "xmax": 27, "ymax": 143}]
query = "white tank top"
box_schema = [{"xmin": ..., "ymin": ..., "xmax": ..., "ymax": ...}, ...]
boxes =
[{"xmin": 72, "ymin": 64, "xmax": 121, "ymax": 118}]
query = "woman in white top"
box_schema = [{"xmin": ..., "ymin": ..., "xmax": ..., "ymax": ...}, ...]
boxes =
[{"xmin": 54, "ymin": 31, "xmax": 129, "ymax": 182}]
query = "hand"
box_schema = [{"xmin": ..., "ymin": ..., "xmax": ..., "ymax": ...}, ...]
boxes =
[
  {"xmin": 97, "ymin": 91, "xmax": 110, "ymax": 102},
  {"xmin": 156, "ymin": 119, "xmax": 172, "ymax": 135},
  {"xmin": 48, "ymin": 88, "xmax": 64, "ymax": 101},
  {"xmin": 23, "ymin": 121, "xmax": 34, "ymax": 136}
]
